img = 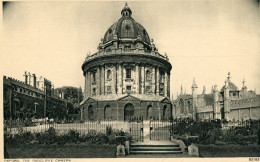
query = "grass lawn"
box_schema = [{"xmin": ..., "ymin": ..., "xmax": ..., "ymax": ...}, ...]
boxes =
[
  {"xmin": 197, "ymin": 144, "xmax": 260, "ymax": 157},
  {"xmin": 5, "ymin": 143, "xmax": 117, "ymax": 158}
]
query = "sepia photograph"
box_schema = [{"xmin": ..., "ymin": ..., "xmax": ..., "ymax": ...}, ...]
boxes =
[{"xmin": 1, "ymin": 0, "xmax": 260, "ymax": 160}]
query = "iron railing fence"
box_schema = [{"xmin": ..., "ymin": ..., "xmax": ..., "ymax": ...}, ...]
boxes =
[
  {"xmin": 4, "ymin": 117, "xmax": 260, "ymax": 140},
  {"xmin": 129, "ymin": 117, "xmax": 144, "ymax": 142},
  {"xmin": 4, "ymin": 119, "xmax": 132, "ymax": 136},
  {"xmin": 149, "ymin": 119, "xmax": 172, "ymax": 140}
]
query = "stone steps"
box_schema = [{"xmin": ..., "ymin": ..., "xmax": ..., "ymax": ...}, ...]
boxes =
[{"xmin": 129, "ymin": 142, "xmax": 183, "ymax": 154}]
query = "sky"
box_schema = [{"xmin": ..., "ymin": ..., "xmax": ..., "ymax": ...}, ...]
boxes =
[{"xmin": 1, "ymin": 0, "xmax": 260, "ymax": 99}]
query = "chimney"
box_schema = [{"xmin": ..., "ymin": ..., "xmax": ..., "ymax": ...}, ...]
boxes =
[
  {"xmin": 32, "ymin": 74, "xmax": 36, "ymax": 88},
  {"xmin": 24, "ymin": 71, "xmax": 28, "ymax": 84}
]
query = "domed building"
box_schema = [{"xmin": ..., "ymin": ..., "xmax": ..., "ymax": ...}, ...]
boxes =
[{"xmin": 80, "ymin": 3, "xmax": 172, "ymax": 121}]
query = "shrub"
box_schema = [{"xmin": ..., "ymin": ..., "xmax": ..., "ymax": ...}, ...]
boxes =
[
  {"xmin": 56, "ymin": 134, "xmax": 69, "ymax": 145},
  {"xmin": 35, "ymin": 127, "xmax": 57, "ymax": 144},
  {"xmin": 257, "ymin": 127, "xmax": 260, "ymax": 145},
  {"xmin": 68, "ymin": 129, "xmax": 80, "ymax": 143},
  {"xmin": 106, "ymin": 126, "xmax": 112, "ymax": 136}
]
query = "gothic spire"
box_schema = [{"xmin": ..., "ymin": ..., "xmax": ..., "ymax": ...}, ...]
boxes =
[{"xmin": 192, "ymin": 77, "xmax": 198, "ymax": 88}]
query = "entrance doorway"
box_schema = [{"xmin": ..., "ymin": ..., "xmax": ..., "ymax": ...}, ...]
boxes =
[{"xmin": 124, "ymin": 103, "xmax": 134, "ymax": 121}]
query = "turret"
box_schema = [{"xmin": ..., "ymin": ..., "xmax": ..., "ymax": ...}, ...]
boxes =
[
  {"xmin": 191, "ymin": 78, "xmax": 198, "ymax": 120},
  {"xmin": 213, "ymin": 85, "xmax": 220, "ymax": 119},
  {"xmin": 223, "ymin": 73, "xmax": 231, "ymax": 120},
  {"xmin": 202, "ymin": 85, "xmax": 206, "ymax": 94},
  {"xmin": 192, "ymin": 78, "xmax": 198, "ymax": 97}
]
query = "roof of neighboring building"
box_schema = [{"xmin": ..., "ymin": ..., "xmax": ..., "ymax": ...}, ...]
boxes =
[{"xmin": 221, "ymin": 81, "xmax": 239, "ymax": 92}]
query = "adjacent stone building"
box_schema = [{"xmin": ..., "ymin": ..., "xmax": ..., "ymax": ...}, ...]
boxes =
[
  {"xmin": 172, "ymin": 73, "xmax": 260, "ymax": 120},
  {"xmin": 3, "ymin": 72, "xmax": 68, "ymax": 120},
  {"xmin": 80, "ymin": 3, "xmax": 172, "ymax": 121}
]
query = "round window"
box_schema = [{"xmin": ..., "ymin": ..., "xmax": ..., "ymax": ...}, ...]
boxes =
[{"xmin": 125, "ymin": 24, "xmax": 131, "ymax": 31}]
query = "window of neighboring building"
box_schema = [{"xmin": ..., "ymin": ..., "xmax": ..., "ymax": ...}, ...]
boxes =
[
  {"xmin": 92, "ymin": 88, "xmax": 96, "ymax": 95},
  {"xmin": 126, "ymin": 68, "xmax": 131, "ymax": 79},
  {"xmin": 180, "ymin": 99, "xmax": 184, "ymax": 114},
  {"xmin": 187, "ymin": 101, "xmax": 192, "ymax": 113},
  {"xmin": 107, "ymin": 70, "xmax": 112, "ymax": 80},
  {"xmin": 126, "ymin": 86, "xmax": 131, "ymax": 91},
  {"xmin": 107, "ymin": 86, "xmax": 111, "ymax": 94}
]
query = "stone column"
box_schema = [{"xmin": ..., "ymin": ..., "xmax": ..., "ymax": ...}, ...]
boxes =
[
  {"xmin": 86, "ymin": 71, "xmax": 90, "ymax": 97},
  {"xmin": 96, "ymin": 67, "xmax": 100, "ymax": 95},
  {"xmin": 152, "ymin": 67, "xmax": 156, "ymax": 94},
  {"xmin": 164, "ymin": 72, "xmax": 168, "ymax": 97},
  {"xmin": 156, "ymin": 67, "xmax": 160, "ymax": 95},
  {"xmin": 100, "ymin": 65, "xmax": 104, "ymax": 95},
  {"xmin": 141, "ymin": 65, "xmax": 145, "ymax": 94},
  {"xmin": 113, "ymin": 65, "xmax": 117, "ymax": 94},
  {"xmin": 84, "ymin": 71, "xmax": 88, "ymax": 98},
  {"xmin": 103, "ymin": 65, "xmax": 106, "ymax": 94},
  {"xmin": 88, "ymin": 71, "xmax": 91, "ymax": 96},
  {"xmin": 135, "ymin": 64, "xmax": 139, "ymax": 94},
  {"xmin": 167, "ymin": 72, "xmax": 170, "ymax": 97},
  {"xmin": 117, "ymin": 64, "xmax": 123, "ymax": 94}
]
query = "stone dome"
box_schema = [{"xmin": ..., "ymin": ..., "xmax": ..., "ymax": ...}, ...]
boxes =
[{"xmin": 103, "ymin": 3, "xmax": 151, "ymax": 46}]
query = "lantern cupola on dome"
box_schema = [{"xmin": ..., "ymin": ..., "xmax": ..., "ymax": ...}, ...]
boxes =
[{"xmin": 121, "ymin": 2, "xmax": 132, "ymax": 17}]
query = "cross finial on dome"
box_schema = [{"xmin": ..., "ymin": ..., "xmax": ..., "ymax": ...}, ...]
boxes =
[{"xmin": 125, "ymin": 2, "xmax": 128, "ymax": 7}]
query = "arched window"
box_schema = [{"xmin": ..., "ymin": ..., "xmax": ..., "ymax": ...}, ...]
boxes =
[
  {"xmin": 104, "ymin": 105, "xmax": 111, "ymax": 120},
  {"xmin": 88, "ymin": 105, "xmax": 94, "ymax": 121},
  {"xmin": 174, "ymin": 104, "xmax": 177, "ymax": 116},
  {"xmin": 147, "ymin": 105, "xmax": 152, "ymax": 120},
  {"xmin": 107, "ymin": 70, "xmax": 111, "ymax": 80},
  {"xmin": 162, "ymin": 105, "xmax": 167, "ymax": 120},
  {"xmin": 146, "ymin": 70, "xmax": 151, "ymax": 81},
  {"xmin": 180, "ymin": 99, "xmax": 184, "ymax": 114}
]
